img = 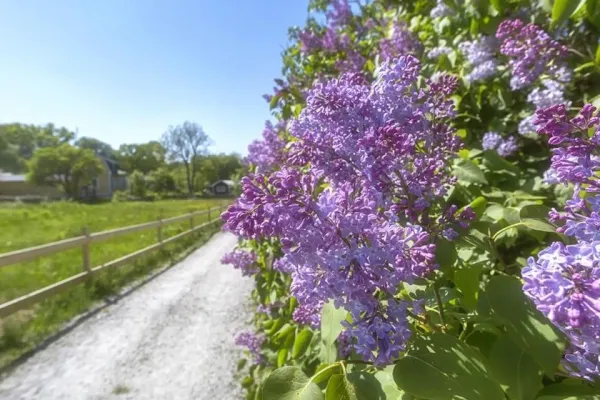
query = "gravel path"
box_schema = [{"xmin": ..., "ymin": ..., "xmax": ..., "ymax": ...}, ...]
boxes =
[{"xmin": 0, "ymin": 232, "xmax": 253, "ymax": 400}]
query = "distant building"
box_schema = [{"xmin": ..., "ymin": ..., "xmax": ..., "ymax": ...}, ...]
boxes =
[
  {"xmin": 210, "ymin": 180, "xmax": 235, "ymax": 196},
  {"xmin": 0, "ymin": 156, "xmax": 129, "ymax": 201},
  {"xmin": 81, "ymin": 157, "xmax": 129, "ymax": 199},
  {"xmin": 0, "ymin": 172, "xmax": 63, "ymax": 200}
]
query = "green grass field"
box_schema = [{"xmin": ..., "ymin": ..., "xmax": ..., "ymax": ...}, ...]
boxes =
[{"xmin": 0, "ymin": 199, "xmax": 228, "ymax": 367}]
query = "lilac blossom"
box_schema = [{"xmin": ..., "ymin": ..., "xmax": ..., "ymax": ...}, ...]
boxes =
[
  {"xmin": 466, "ymin": 60, "xmax": 498, "ymax": 82},
  {"xmin": 482, "ymin": 132, "xmax": 519, "ymax": 156},
  {"xmin": 326, "ymin": 0, "xmax": 352, "ymax": 29},
  {"xmin": 497, "ymin": 136, "xmax": 519, "ymax": 157},
  {"xmin": 427, "ymin": 45, "xmax": 452, "ymax": 59},
  {"xmin": 235, "ymin": 332, "xmax": 266, "ymax": 364},
  {"xmin": 519, "ymin": 114, "xmax": 537, "ymax": 136},
  {"xmin": 527, "ymin": 79, "xmax": 570, "ymax": 109},
  {"xmin": 379, "ymin": 22, "xmax": 422, "ymax": 61},
  {"xmin": 299, "ymin": 28, "xmax": 322, "ymax": 53},
  {"xmin": 497, "ymin": 19, "xmax": 568, "ymax": 90},
  {"xmin": 430, "ymin": 0, "xmax": 455, "ymax": 18},
  {"xmin": 221, "ymin": 249, "xmax": 258, "ymax": 276},
  {"xmin": 524, "ymin": 104, "xmax": 600, "ymax": 380},
  {"xmin": 482, "ymin": 132, "xmax": 503, "ymax": 150},
  {"xmin": 223, "ymin": 56, "xmax": 463, "ymax": 365},
  {"xmin": 244, "ymin": 120, "xmax": 287, "ymax": 173},
  {"xmin": 459, "ymin": 36, "xmax": 499, "ymax": 82}
]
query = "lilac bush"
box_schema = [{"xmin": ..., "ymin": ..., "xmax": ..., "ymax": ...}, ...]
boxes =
[
  {"xmin": 244, "ymin": 121, "xmax": 287, "ymax": 173},
  {"xmin": 458, "ymin": 36, "xmax": 499, "ymax": 83},
  {"xmin": 221, "ymin": 249, "xmax": 258, "ymax": 277},
  {"xmin": 496, "ymin": 19, "xmax": 568, "ymax": 90},
  {"xmin": 523, "ymin": 104, "xmax": 600, "ymax": 380},
  {"xmin": 482, "ymin": 132, "xmax": 519, "ymax": 156},
  {"xmin": 223, "ymin": 56, "xmax": 464, "ymax": 365}
]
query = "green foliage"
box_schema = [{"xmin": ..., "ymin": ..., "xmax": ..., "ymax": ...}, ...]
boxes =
[
  {"xmin": 117, "ymin": 141, "xmax": 166, "ymax": 174},
  {"xmin": 129, "ymin": 170, "xmax": 148, "ymax": 198},
  {"xmin": 393, "ymin": 333, "xmax": 504, "ymax": 400},
  {"xmin": 262, "ymin": 367, "xmax": 324, "ymax": 400},
  {"xmin": 27, "ymin": 144, "xmax": 104, "ymax": 198},
  {"xmin": 319, "ymin": 301, "xmax": 348, "ymax": 363},
  {"xmin": 0, "ymin": 123, "xmax": 75, "ymax": 173}
]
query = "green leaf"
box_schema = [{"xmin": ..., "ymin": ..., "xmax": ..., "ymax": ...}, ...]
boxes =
[
  {"xmin": 503, "ymin": 207, "xmax": 521, "ymax": 225},
  {"xmin": 293, "ymin": 328, "xmax": 314, "ymax": 359},
  {"xmin": 348, "ymin": 368, "xmax": 412, "ymax": 400},
  {"xmin": 521, "ymin": 218, "xmax": 556, "ymax": 233},
  {"xmin": 483, "ymin": 150, "xmax": 520, "ymax": 176},
  {"xmin": 485, "ymin": 204, "xmax": 505, "ymax": 221},
  {"xmin": 325, "ymin": 374, "xmax": 357, "ymax": 400},
  {"xmin": 393, "ymin": 333, "xmax": 504, "ymax": 400},
  {"xmin": 269, "ymin": 94, "xmax": 279, "ymax": 110},
  {"xmin": 454, "ymin": 159, "xmax": 488, "ymax": 184},
  {"xmin": 277, "ymin": 348, "xmax": 289, "ymax": 368},
  {"xmin": 313, "ymin": 364, "xmax": 342, "ymax": 385},
  {"xmin": 488, "ymin": 335, "xmax": 543, "ymax": 400},
  {"xmin": 536, "ymin": 381, "xmax": 600, "ymax": 399},
  {"xmin": 435, "ymin": 238, "xmax": 457, "ymax": 274},
  {"xmin": 478, "ymin": 276, "xmax": 565, "ymax": 375},
  {"xmin": 552, "ymin": 0, "xmax": 582, "ymax": 25},
  {"xmin": 490, "ymin": 0, "xmax": 507, "ymax": 12},
  {"xmin": 320, "ymin": 301, "xmax": 348, "ymax": 363},
  {"xmin": 519, "ymin": 204, "xmax": 551, "ymax": 221},
  {"xmin": 454, "ymin": 265, "xmax": 483, "ymax": 309},
  {"xmin": 263, "ymin": 367, "xmax": 324, "ymax": 400}
]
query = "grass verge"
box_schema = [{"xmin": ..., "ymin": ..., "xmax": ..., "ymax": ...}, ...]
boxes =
[{"xmin": 0, "ymin": 199, "xmax": 227, "ymax": 368}]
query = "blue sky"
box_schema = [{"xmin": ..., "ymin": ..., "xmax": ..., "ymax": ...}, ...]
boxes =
[{"xmin": 0, "ymin": 0, "xmax": 309, "ymax": 155}]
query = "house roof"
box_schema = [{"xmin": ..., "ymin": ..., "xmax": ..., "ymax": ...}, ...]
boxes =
[
  {"xmin": 211, "ymin": 180, "xmax": 235, "ymax": 188},
  {"xmin": 0, "ymin": 172, "xmax": 26, "ymax": 182}
]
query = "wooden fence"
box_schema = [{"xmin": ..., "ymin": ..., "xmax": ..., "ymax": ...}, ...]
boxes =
[{"xmin": 0, "ymin": 204, "xmax": 227, "ymax": 319}]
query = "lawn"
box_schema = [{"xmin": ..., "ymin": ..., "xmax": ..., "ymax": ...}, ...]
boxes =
[{"xmin": 0, "ymin": 198, "xmax": 228, "ymax": 367}]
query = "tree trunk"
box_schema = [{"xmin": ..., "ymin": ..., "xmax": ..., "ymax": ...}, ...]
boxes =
[{"xmin": 184, "ymin": 162, "xmax": 193, "ymax": 195}]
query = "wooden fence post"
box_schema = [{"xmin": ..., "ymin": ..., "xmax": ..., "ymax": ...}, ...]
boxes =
[
  {"xmin": 189, "ymin": 210, "xmax": 194, "ymax": 231},
  {"xmin": 208, "ymin": 207, "xmax": 212, "ymax": 222},
  {"xmin": 81, "ymin": 227, "xmax": 91, "ymax": 281},
  {"xmin": 157, "ymin": 209, "xmax": 164, "ymax": 247}
]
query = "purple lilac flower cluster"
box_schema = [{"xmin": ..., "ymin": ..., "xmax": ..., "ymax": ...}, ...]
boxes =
[
  {"xmin": 523, "ymin": 104, "xmax": 600, "ymax": 380},
  {"xmin": 427, "ymin": 45, "xmax": 452, "ymax": 60},
  {"xmin": 221, "ymin": 250, "xmax": 258, "ymax": 277},
  {"xmin": 430, "ymin": 0, "xmax": 455, "ymax": 19},
  {"xmin": 527, "ymin": 80, "xmax": 570, "ymax": 110},
  {"xmin": 379, "ymin": 22, "xmax": 422, "ymax": 61},
  {"xmin": 245, "ymin": 121, "xmax": 287, "ymax": 173},
  {"xmin": 497, "ymin": 19, "xmax": 568, "ymax": 90},
  {"xmin": 223, "ymin": 56, "xmax": 464, "ymax": 365},
  {"xmin": 482, "ymin": 132, "xmax": 519, "ymax": 157},
  {"xmin": 458, "ymin": 36, "xmax": 499, "ymax": 83},
  {"xmin": 520, "ymin": 80, "xmax": 571, "ymax": 136},
  {"xmin": 235, "ymin": 332, "xmax": 265, "ymax": 364}
]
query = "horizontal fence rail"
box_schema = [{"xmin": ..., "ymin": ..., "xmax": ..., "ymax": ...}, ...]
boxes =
[{"xmin": 0, "ymin": 204, "xmax": 227, "ymax": 318}]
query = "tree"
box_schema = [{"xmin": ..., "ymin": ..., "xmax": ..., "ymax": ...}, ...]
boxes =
[
  {"xmin": 0, "ymin": 123, "xmax": 75, "ymax": 173},
  {"xmin": 161, "ymin": 121, "xmax": 212, "ymax": 195},
  {"xmin": 75, "ymin": 137, "xmax": 116, "ymax": 159},
  {"xmin": 118, "ymin": 141, "xmax": 166, "ymax": 174},
  {"xmin": 149, "ymin": 167, "xmax": 176, "ymax": 194},
  {"xmin": 27, "ymin": 144, "xmax": 104, "ymax": 198},
  {"xmin": 128, "ymin": 170, "xmax": 147, "ymax": 198}
]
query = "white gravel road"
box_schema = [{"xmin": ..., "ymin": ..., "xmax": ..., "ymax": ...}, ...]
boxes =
[{"xmin": 0, "ymin": 232, "xmax": 253, "ymax": 400}]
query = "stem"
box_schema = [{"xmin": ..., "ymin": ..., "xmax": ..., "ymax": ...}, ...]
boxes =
[
  {"xmin": 492, "ymin": 222, "xmax": 524, "ymax": 241},
  {"xmin": 434, "ymin": 286, "xmax": 447, "ymax": 330},
  {"xmin": 406, "ymin": 309, "xmax": 441, "ymax": 332},
  {"xmin": 343, "ymin": 359, "xmax": 373, "ymax": 366}
]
